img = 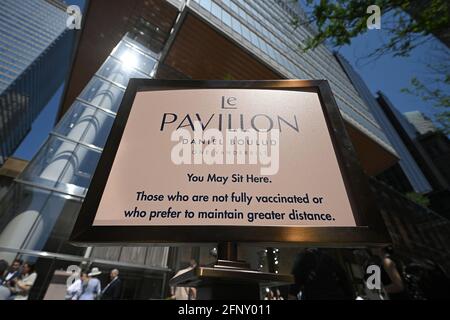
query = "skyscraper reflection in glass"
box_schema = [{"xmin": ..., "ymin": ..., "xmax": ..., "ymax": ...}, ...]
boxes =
[{"xmin": 0, "ymin": 0, "xmax": 76, "ymax": 165}]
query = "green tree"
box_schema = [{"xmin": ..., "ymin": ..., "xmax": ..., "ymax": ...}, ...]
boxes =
[
  {"xmin": 401, "ymin": 50, "xmax": 450, "ymax": 134},
  {"xmin": 405, "ymin": 192, "xmax": 430, "ymax": 208},
  {"xmin": 294, "ymin": 0, "xmax": 450, "ymax": 132}
]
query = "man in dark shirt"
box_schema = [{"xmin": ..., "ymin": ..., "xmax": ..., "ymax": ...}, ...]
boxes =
[
  {"xmin": 0, "ymin": 260, "xmax": 8, "ymax": 282},
  {"xmin": 2, "ymin": 259, "xmax": 22, "ymax": 286},
  {"xmin": 290, "ymin": 249, "xmax": 355, "ymax": 300},
  {"xmin": 101, "ymin": 269, "xmax": 122, "ymax": 300}
]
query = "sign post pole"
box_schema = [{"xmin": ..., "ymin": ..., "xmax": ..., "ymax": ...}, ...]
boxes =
[
  {"xmin": 217, "ymin": 242, "xmax": 238, "ymax": 261},
  {"xmin": 170, "ymin": 242, "xmax": 293, "ymax": 300}
]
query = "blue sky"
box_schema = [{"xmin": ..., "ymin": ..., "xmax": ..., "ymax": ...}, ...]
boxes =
[
  {"xmin": 338, "ymin": 26, "xmax": 447, "ymax": 117},
  {"xmin": 13, "ymin": 1, "xmax": 448, "ymax": 160}
]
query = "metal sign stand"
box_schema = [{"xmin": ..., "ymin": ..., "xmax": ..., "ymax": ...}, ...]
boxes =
[{"xmin": 169, "ymin": 242, "xmax": 293, "ymax": 300}]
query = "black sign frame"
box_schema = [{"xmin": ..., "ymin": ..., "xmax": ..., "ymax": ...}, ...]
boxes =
[{"xmin": 70, "ymin": 79, "xmax": 390, "ymax": 247}]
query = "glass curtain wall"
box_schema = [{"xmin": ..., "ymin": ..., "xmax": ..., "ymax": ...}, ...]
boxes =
[
  {"xmin": 0, "ymin": 35, "xmax": 170, "ymax": 299},
  {"xmin": 0, "ymin": 0, "xmax": 73, "ymax": 165},
  {"xmin": 189, "ymin": 0, "xmax": 395, "ymax": 155}
]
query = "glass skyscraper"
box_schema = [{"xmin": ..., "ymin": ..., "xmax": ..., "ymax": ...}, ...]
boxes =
[
  {"xmin": 404, "ymin": 111, "xmax": 438, "ymax": 135},
  {"xmin": 335, "ymin": 53, "xmax": 432, "ymax": 194},
  {"xmin": 0, "ymin": 0, "xmax": 76, "ymax": 165},
  {"xmin": 0, "ymin": 34, "xmax": 171, "ymax": 299},
  {"xmin": 0, "ymin": 0, "xmax": 448, "ymax": 300},
  {"xmin": 189, "ymin": 0, "xmax": 395, "ymax": 156}
]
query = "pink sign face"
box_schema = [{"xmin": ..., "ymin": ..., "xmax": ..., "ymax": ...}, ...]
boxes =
[{"xmin": 92, "ymin": 89, "xmax": 356, "ymax": 227}]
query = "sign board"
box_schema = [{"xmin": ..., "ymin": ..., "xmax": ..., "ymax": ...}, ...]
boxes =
[{"xmin": 71, "ymin": 80, "xmax": 390, "ymax": 245}]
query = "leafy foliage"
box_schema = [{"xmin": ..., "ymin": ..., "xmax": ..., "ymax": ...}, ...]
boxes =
[
  {"xmin": 401, "ymin": 55, "xmax": 450, "ymax": 134},
  {"xmin": 295, "ymin": 0, "xmax": 449, "ymax": 57},
  {"xmin": 294, "ymin": 0, "xmax": 450, "ymax": 133},
  {"xmin": 405, "ymin": 192, "xmax": 431, "ymax": 208}
]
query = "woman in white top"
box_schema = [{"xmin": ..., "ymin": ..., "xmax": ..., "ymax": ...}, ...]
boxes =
[
  {"xmin": 66, "ymin": 272, "xmax": 87, "ymax": 300},
  {"xmin": 12, "ymin": 263, "xmax": 37, "ymax": 300},
  {"xmin": 78, "ymin": 268, "xmax": 102, "ymax": 300}
]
